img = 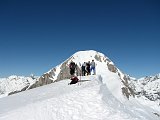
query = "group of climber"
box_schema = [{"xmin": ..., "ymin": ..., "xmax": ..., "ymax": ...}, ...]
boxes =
[
  {"xmin": 68, "ymin": 60, "xmax": 96, "ymax": 85},
  {"xmin": 81, "ymin": 60, "xmax": 96, "ymax": 76}
]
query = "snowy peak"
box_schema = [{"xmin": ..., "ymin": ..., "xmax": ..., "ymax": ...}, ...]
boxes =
[
  {"xmin": 138, "ymin": 73, "xmax": 160, "ymax": 82},
  {"xmin": 39, "ymin": 50, "xmax": 118, "ymax": 83},
  {"xmin": 30, "ymin": 50, "xmax": 135, "ymax": 101},
  {"xmin": 0, "ymin": 50, "xmax": 135, "ymax": 100},
  {"xmin": 0, "ymin": 50, "xmax": 160, "ymax": 120},
  {"xmin": 0, "ymin": 75, "xmax": 37, "ymax": 97},
  {"xmin": 71, "ymin": 50, "xmax": 112, "ymax": 63},
  {"xmin": 133, "ymin": 74, "xmax": 160, "ymax": 103}
]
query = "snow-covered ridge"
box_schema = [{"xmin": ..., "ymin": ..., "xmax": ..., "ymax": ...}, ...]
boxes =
[
  {"xmin": 0, "ymin": 50, "xmax": 160, "ymax": 119},
  {"xmin": 133, "ymin": 74, "xmax": 160, "ymax": 104},
  {"xmin": 0, "ymin": 75, "xmax": 159, "ymax": 120},
  {"xmin": 0, "ymin": 50, "xmax": 131, "ymax": 99},
  {"xmin": 0, "ymin": 50, "xmax": 159, "ymax": 105},
  {"xmin": 37, "ymin": 50, "xmax": 136, "ymax": 100},
  {"xmin": 0, "ymin": 75, "xmax": 38, "ymax": 97}
]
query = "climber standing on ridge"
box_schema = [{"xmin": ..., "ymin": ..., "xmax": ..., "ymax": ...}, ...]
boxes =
[
  {"xmin": 68, "ymin": 61, "xmax": 79, "ymax": 85},
  {"xmin": 90, "ymin": 60, "xmax": 96, "ymax": 75},
  {"xmin": 81, "ymin": 62, "xmax": 86, "ymax": 76},
  {"xmin": 69, "ymin": 61, "xmax": 76, "ymax": 76},
  {"xmin": 86, "ymin": 61, "xmax": 91, "ymax": 75}
]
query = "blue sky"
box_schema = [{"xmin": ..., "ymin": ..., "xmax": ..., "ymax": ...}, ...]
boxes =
[{"xmin": 0, "ymin": 0, "xmax": 160, "ymax": 78}]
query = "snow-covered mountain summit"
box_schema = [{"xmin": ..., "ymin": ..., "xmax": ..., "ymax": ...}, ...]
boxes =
[
  {"xmin": 31, "ymin": 50, "xmax": 134, "ymax": 101},
  {"xmin": 0, "ymin": 50, "xmax": 159, "ymax": 120},
  {"xmin": 0, "ymin": 50, "xmax": 134, "ymax": 100},
  {"xmin": 0, "ymin": 50, "xmax": 159, "ymax": 103}
]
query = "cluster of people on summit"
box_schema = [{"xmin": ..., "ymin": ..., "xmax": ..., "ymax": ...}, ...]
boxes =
[
  {"xmin": 68, "ymin": 60, "xmax": 96, "ymax": 85},
  {"xmin": 69, "ymin": 60, "xmax": 96, "ymax": 76},
  {"xmin": 81, "ymin": 60, "xmax": 96, "ymax": 76}
]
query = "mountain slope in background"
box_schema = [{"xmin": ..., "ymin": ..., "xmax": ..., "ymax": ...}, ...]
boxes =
[
  {"xmin": 133, "ymin": 74, "xmax": 160, "ymax": 105},
  {"xmin": 0, "ymin": 75, "xmax": 38, "ymax": 97},
  {"xmin": 0, "ymin": 50, "xmax": 159, "ymax": 119}
]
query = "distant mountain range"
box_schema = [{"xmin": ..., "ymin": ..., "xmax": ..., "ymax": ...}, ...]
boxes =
[{"xmin": 133, "ymin": 74, "xmax": 160, "ymax": 105}]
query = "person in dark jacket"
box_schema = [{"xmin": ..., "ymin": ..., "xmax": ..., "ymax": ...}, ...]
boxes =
[
  {"xmin": 86, "ymin": 61, "xmax": 90, "ymax": 75},
  {"xmin": 69, "ymin": 61, "xmax": 76, "ymax": 76},
  {"xmin": 81, "ymin": 62, "xmax": 86, "ymax": 76},
  {"xmin": 68, "ymin": 76, "xmax": 79, "ymax": 85}
]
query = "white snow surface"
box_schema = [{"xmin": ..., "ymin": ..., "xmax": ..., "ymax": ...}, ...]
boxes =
[
  {"xmin": 0, "ymin": 50, "xmax": 159, "ymax": 120},
  {"xmin": 0, "ymin": 75, "xmax": 159, "ymax": 120}
]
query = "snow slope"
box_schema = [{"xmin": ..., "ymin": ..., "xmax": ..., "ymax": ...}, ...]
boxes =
[
  {"xmin": 0, "ymin": 50, "xmax": 159, "ymax": 120},
  {"xmin": 0, "ymin": 75, "xmax": 159, "ymax": 120}
]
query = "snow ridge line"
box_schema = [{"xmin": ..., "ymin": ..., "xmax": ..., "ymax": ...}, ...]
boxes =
[{"xmin": 98, "ymin": 76, "xmax": 159, "ymax": 120}]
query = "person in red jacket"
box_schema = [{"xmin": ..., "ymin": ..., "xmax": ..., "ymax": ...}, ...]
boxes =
[{"xmin": 68, "ymin": 76, "xmax": 79, "ymax": 85}]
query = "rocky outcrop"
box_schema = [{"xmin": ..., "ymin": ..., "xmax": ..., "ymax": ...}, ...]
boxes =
[
  {"xmin": 107, "ymin": 63, "xmax": 117, "ymax": 73},
  {"xmin": 56, "ymin": 61, "xmax": 70, "ymax": 81},
  {"xmin": 121, "ymin": 75, "xmax": 135, "ymax": 99},
  {"xmin": 8, "ymin": 85, "xmax": 29, "ymax": 95},
  {"xmin": 29, "ymin": 58, "xmax": 81, "ymax": 89},
  {"xmin": 106, "ymin": 61, "xmax": 135, "ymax": 99},
  {"xmin": 56, "ymin": 60, "xmax": 81, "ymax": 81},
  {"xmin": 29, "ymin": 73, "xmax": 53, "ymax": 89},
  {"xmin": 94, "ymin": 53, "xmax": 111, "ymax": 63}
]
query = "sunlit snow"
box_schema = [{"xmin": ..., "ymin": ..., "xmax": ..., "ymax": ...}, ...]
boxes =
[{"xmin": 0, "ymin": 50, "xmax": 159, "ymax": 120}]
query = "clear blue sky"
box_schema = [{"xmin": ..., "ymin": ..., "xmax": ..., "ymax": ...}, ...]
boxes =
[{"xmin": 0, "ymin": 0, "xmax": 160, "ymax": 78}]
